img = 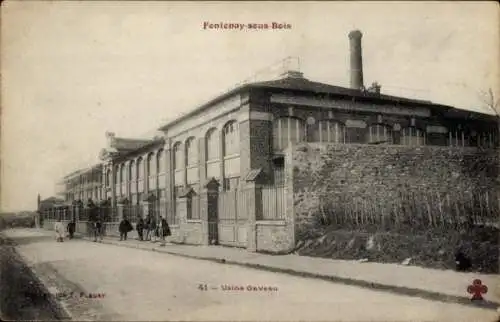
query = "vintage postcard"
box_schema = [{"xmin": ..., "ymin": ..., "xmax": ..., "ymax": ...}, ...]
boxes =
[{"xmin": 1, "ymin": 1, "xmax": 499, "ymax": 321}]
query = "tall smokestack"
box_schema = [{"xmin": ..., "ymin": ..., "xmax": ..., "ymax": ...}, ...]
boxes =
[{"xmin": 348, "ymin": 30, "xmax": 364, "ymax": 90}]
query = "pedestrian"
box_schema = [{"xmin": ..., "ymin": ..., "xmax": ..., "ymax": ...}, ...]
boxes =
[
  {"xmin": 150, "ymin": 216, "xmax": 158, "ymax": 243},
  {"xmin": 119, "ymin": 217, "xmax": 133, "ymax": 241},
  {"xmin": 136, "ymin": 217, "xmax": 144, "ymax": 241},
  {"xmin": 144, "ymin": 215, "xmax": 151, "ymax": 241},
  {"xmin": 94, "ymin": 216, "xmax": 103, "ymax": 242},
  {"xmin": 54, "ymin": 219, "xmax": 65, "ymax": 242},
  {"xmin": 158, "ymin": 216, "xmax": 171, "ymax": 246},
  {"xmin": 67, "ymin": 221, "xmax": 76, "ymax": 239}
]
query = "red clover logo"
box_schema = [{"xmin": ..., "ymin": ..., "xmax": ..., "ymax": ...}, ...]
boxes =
[{"xmin": 467, "ymin": 279, "xmax": 488, "ymax": 301}]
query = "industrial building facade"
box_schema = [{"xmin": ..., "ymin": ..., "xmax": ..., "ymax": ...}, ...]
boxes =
[{"xmin": 40, "ymin": 30, "xmax": 499, "ymax": 253}]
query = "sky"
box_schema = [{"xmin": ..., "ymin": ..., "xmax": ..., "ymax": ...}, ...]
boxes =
[{"xmin": 1, "ymin": 1, "xmax": 498, "ymax": 212}]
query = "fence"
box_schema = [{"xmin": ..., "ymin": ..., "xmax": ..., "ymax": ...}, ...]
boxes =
[
  {"xmin": 123, "ymin": 204, "xmax": 142, "ymax": 223},
  {"xmin": 41, "ymin": 206, "xmax": 117, "ymax": 223},
  {"xmin": 260, "ymin": 186, "xmax": 286, "ymax": 220},
  {"xmin": 318, "ymin": 189, "xmax": 500, "ymax": 230},
  {"xmin": 157, "ymin": 200, "xmax": 177, "ymax": 225},
  {"xmin": 117, "ymin": 201, "xmax": 178, "ymax": 225}
]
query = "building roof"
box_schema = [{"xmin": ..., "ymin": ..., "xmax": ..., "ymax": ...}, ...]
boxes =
[
  {"xmin": 62, "ymin": 163, "xmax": 103, "ymax": 181},
  {"xmin": 111, "ymin": 137, "xmax": 154, "ymax": 152},
  {"xmin": 158, "ymin": 72, "xmax": 461, "ymax": 131},
  {"xmin": 40, "ymin": 197, "xmax": 65, "ymax": 205},
  {"xmin": 250, "ymin": 76, "xmax": 438, "ymax": 106},
  {"xmin": 100, "ymin": 135, "xmax": 165, "ymax": 161}
]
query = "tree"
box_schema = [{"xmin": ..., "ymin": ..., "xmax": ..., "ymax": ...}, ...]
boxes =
[
  {"xmin": 479, "ymin": 87, "xmax": 499, "ymax": 111},
  {"xmin": 478, "ymin": 87, "xmax": 500, "ymax": 132}
]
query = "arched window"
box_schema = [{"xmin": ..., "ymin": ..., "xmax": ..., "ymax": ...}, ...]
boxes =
[
  {"xmin": 156, "ymin": 149, "xmax": 165, "ymax": 199},
  {"xmin": 223, "ymin": 121, "xmax": 239, "ymax": 156},
  {"xmin": 157, "ymin": 149, "xmax": 164, "ymax": 173},
  {"xmin": 113, "ymin": 166, "xmax": 118, "ymax": 184},
  {"xmin": 119, "ymin": 164, "xmax": 125, "ymax": 183},
  {"xmin": 128, "ymin": 160, "xmax": 136, "ymax": 203},
  {"xmin": 316, "ymin": 120, "xmax": 345, "ymax": 143},
  {"xmin": 129, "ymin": 160, "xmax": 135, "ymax": 181},
  {"xmin": 401, "ymin": 127, "xmax": 425, "ymax": 146},
  {"xmin": 367, "ymin": 124, "xmax": 393, "ymax": 144},
  {"xmin": 273, "ymin": 117, "xmax": 306, "ymax": 150},
  {"xmin": 136, "ymin": 157, "xmax": 143, "ymax": 180},
  {"xmin": 173, "ymin": 142, "xmax": 183, "ymax": 170},
  {"xmin": 185, "ymin": 137, "xmax": 198, "ymax": 166},
  {"xmin": 136, "ymin": 157, "xmax": 144, "ymax": 199},
  {"xmin": 119, "ymin": 164, "xmax": 126, "ymax": 196},
  {"xmin": 106, "ymin": 169, "xmax": 111, "ymax": 186},
  {"xmin": 147, "ymin": 153, "xmax": 155, "ymax": 177},
  {"xmin": 206, "ymin": 128, "xmax": 219, "ymax": 161}
]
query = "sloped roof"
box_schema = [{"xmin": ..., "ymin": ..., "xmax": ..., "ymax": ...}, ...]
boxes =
[
  {"xmin": 158, "ymin": 73, "xmax": 457, "ymax": 131},
  {"xmin": 111, "ymin": 137, "xmax": 154, "ymax": 152},
  {"xmin": 250, "ymin": 76, "xmax": 436, "ymax": 106},
  {"xmin": 63, "ymin": 163, "xmax": 103, "ymax": 180},
  {"xmin": 41, "ymin": 197, "xmax": 64, "ymax": 203},
  {"xmin": 100, "ymin": 136, "xmax": 165, "ymax": 161}
]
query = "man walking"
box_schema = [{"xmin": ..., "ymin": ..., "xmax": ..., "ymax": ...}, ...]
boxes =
[
  {"xmin": 149, "ymin": 216, "xmax": 157, "ymax": 243},
  {"xmin": 94, "ymin": 217, "xmax": 103, "ymax": 242},
  {"xmin": 144, "ymin": 215, "xmax": 151, "ymax": 241},
  {"xmin": 119, "ymin": 217, "xmax": 133, "ymax": 241},
  {"xmin": 158, "ymin": 216, "xmax": 171, "ymax": 247},
  {"xmin": 67, "ymin": 220, "xmax": 76, "ymax": 239},
  {"xmin": 136, "ymin": 217, "xmax": 144, "ymax": 241}
]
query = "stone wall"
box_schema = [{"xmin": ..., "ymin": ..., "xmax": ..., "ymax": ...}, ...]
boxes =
[
  {"xmin": 292, "ymin": 143, "xmax": 499, "ymax": 238},
  {"xmin": 179, "ymin": 221, "xmax": 203, "ymax": 244},
  {"xmin": 256, "ymin": 222, "xmax": 293, "ymax": 253}
]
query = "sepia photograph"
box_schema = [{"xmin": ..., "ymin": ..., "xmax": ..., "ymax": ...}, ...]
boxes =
[{"xmin": 1, "ymin": 1, "xmax": 499, "ymax": 321}]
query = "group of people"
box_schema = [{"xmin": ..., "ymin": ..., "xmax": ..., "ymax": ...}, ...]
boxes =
[
  {"xmin": 54, "ymin": 215, "xmax": 171, "ymax": 245},
  {"xmin": 118, "ymin": 215, "xmax": 171, "ymax": 245},
  {"xmin": 53, "ymin": 220, "xmax": 76, "ymax": 242}
]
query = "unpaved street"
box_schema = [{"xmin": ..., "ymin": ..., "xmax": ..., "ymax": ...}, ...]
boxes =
[{"xmin": 4, "ymin": 229, "xmax": 498, "ymax": 322}]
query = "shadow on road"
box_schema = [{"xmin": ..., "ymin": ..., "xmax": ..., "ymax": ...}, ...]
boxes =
[{"xmin": 0, "ymin": 235, "xmax": 70, "ymax": 321}]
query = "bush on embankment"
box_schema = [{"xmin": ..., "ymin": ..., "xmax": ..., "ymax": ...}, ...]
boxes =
[{"xmin": 295, "ymin": 224, "xmax": 499, "ymax": 274}]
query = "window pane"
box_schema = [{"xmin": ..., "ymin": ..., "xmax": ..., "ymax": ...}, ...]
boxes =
[
  {"xmin": 129, "ymin": 162, "xmax": 135, "ymax": 180},
  {"xmin": 186, "ymin": 138, "xmax": 198, "ymax": 165},
  {"xmin": 174, "ymin": 143, "xmax": 183, "ymax": 169},
  {"xmin": 157, "ymin": 150, "xmax": 164, "ymax": 173},
  {"xmin": 223, "ymin": 122, "xmax": 239, "ymax": 156},
  {"xmin": 137, "ymin": 159, "xmax": 144, "ymax": 179},
  {"xmin": 206, "ymin": 129, "xmax": 218, "ymax": 160}
]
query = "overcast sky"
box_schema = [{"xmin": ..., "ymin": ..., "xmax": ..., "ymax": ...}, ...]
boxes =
[{"xmin": 1, "ymin": 1, "xmax": 498, "ymax": 212}]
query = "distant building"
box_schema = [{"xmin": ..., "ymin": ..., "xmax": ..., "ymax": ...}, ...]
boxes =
[{"xmin": 44, "ymin": 30, "xmax": 498, "ymax": 252}]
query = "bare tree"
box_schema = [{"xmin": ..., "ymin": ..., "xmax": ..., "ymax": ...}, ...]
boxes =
[
  {"xmin": 478, "ymin": 88, "xmax": 500, "ymax": 137},
  {"xmin": 478, "ymin": 88, "xmax": 500, "ymax": 116}
]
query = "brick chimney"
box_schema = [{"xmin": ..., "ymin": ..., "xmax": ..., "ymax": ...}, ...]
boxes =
[{"xmin": 348, "ymin": 30, "xmax": 364, "ymax": 91}]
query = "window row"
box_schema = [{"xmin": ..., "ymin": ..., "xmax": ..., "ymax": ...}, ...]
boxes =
[
  {"xmin": 173, "ymin": 120, "xmax": 240, "ymax": 170},
  {"xmin": 105, "ymin": 149, "xmax": 165, "ymax": 186},
  {"xmin": 272, "ymin": 117, "xmax": 497, "ymax": 150}
]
